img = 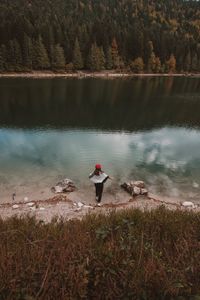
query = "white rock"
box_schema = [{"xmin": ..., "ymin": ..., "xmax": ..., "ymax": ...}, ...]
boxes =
[
  {"xmin": 182, "ymin": 201, "xmax": 196, "ymax": 208},
  {"xmin": 24, "ymin": 197, "xmax": 29, "ymax": 202},
  {"xmin": 193, "ymin": 182, "xmax": 199, "ymax": 188},
  {"xmin": 73, "ymin": 203, "xmax": 77, "ymax": 206},
  {"xmin": 133, "ymin": 181, "xmax": 145, "ymax": 188},
  {"xmin": 77, "ymin": 202, "xmax": 84, "ymax": 208},
  {"xmin": 39, "ymin": 207, "xmax": 45, "ymax": 211},
  {"xmin": 54, "ymin": 186, "xmax": 63, "ymax": 193},
  {"xmin": 26, "ymin": 202, "xmax": 35, "ymax": 207},
  {"xmin": 133, "ymin": 186, "xmax": 141, "ymax": 195},
  {"xmin": 12, "ymin": 204, "xmax": 19, "ymax": 209}
]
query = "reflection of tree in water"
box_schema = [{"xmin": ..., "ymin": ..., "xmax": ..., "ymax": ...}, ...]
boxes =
[{"xmin": 0, "ymin": 77, "xmax": 200, "ymax": 130}]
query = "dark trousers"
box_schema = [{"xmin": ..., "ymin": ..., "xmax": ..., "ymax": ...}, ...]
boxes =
[{"xmin": 95, "ymin": 183, "xmax": 104, "ymax": 203}]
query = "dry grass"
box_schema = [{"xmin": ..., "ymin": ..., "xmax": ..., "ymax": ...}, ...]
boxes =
[{"xmin": 0, "ymin": 206, "xmax": 200, "ymax": 299}]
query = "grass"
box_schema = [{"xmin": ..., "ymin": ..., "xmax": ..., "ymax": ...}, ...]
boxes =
[{"xmin": 0, "ymin": 206, "xmax": 200, "ymax": 299}]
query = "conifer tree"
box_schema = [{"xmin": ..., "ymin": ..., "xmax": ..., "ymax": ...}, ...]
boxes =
[
  {"xmin": 52, "ymin": 44, "xmax": 66, "ymax": 69},
  {"xmin": 130, "ymin": 57, "xmax": 144, "ymax": 73},
  {"xmin": 23, "ymin": 34, "xmax": 33, "ymax": 70},
  {"xmin": 184, "ymin": 51, "xmax": 191, "ymax": 72},
  {"xmin": 0, "ymin": 45, "xmax": 6, "ymax": 72},
  {"xmin": 147, "ymin": 41, "xmax": 156, "ymax": 72},
  {"xmin": 99, "ymin": 47, "xmax": 105, "ymax": 70},
  {"xmin": 105, "ymin": 47, "xmax": 113, "ymax": 69},
  {"xmin": 32, "ymin": 36, "xmax": 50, "ymax": 70},
  {"xmin": 191, "ymin": 52, "xmax": 198, "ymax": 72},
  {"xmin": 166, "ymin": 54, "xmax": 176, "ymax": 73},
  {"xmin": 155, "ymin": 57, "xmax": 161, "ymax": 73},
  {"xmin": 111, "ymin": 38, "xmax": 120, "ymax": 69},
  {"xmin": 73, "ymin": 38, "xmax": 83, "ymax": 70},
  {"xmin": 7, "ymin": 39, "xmax": 22, "ymax": 71},
  {"xmin": 87, "ymin": 42, "xmax": 101, "ymax": 71}
]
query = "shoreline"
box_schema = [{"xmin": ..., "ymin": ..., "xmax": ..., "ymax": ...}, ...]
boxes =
[
  {"xmin": 0, "ymin": 71, "xmax": 200, "ymax": 78},
  {"xmin": 1, "ymin": 187, "xmax": 199, "ymax": 222}
]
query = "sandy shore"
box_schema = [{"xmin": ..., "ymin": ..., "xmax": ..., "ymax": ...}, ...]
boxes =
[{"xmin": 0, "ymin": 71, "xmax": 199, "ymax": 78}]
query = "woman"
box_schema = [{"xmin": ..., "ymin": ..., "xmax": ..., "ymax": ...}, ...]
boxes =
[{"xmin": 89, "ymin": 164, "xmax": 111, "ymax": 206}]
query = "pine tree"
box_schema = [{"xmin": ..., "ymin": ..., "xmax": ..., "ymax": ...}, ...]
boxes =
[
  {"xmin": 51, "ymin": 44, "xmax": 66, "ymax": 70},
  {"xmin": 99, "ymin": 47, "xmax": 105, "ymax": 70},
  {"xmin": 155, "ymin": 57, "xmax": 161, "ymax": 73},
  {"xmin": 73, "ymin": 38, "xmax": 83, "ymax": 70},
  {"xmin": 87, "ymin": 42, "xmax": 101, "ymax": 71},
  {"xmin": 105, "ymin": 47, "xmax": 113, "ymax": 69},
  {"xmin": 7, "ymin": 39, "xmax": 22, "ymax": 71},
  {"xmin": 22, "ymin": 34, "xmax": 33, "ymax": 70},
  {"xmin": 0, "ymin": 45, "xmax": 6, "ymax": 72},
  {"xmin": 130, "ymin": 57, "xmax": 144, "ymax": 73},
  {"xmin": 184, "ymin": 51, "xmax": 191, "ymax": 72},
  {"xmin": 111, "ymin": 38, "xmax": 120, "ymax": 69},
  {"xmin": 166, "ymin": 54, "xmax": 176, "ymax": 73},
  {"xmin": 32, "ymin": 36, "xmax": 50, "ymax": 70},
  {"xmin": 147, "ymin": 41, "xmax": 156, "ymax": 72},
  {"xmin": 191, "ymin": 52, "xmax": 198, "ymax": 72}
]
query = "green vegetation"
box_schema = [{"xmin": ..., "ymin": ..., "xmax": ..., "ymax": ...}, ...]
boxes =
[
  {"xmin": 0, "ymin": 0, "xmax": 200, "ymax": 73},
  {"xmin": 0, "ymin": 207, "xmax": 200, "ymax": 299}
]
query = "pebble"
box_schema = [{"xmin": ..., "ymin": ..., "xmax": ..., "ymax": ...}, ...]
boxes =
[{"xmin": 12, "ymin": 204, "xmax": 19, "ymax": 209}]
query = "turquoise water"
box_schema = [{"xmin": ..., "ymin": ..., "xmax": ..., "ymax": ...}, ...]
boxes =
[{"xmin": 0, "ymin": 77, "xmax": 200, "ymax": 201}]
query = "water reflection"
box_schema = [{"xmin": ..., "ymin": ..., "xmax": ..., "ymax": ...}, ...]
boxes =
[
  {"xmin": 0, "ymin": 127, "xmax": 200, "ymax": 200},
  {"xmin": 0, "ymin": 77, "xmax": 200, "ymax": 130}
]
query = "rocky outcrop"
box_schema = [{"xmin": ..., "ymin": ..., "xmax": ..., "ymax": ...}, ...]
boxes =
[
  {"xmin": 51, "ymin": 178, "xmax": 76, "ymax": 194},
  {"xmin": 121, "ymin": 180, "xmax": 148, "ymax": 196}
]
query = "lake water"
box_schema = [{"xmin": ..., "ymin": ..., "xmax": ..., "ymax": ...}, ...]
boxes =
[{"xmin": 0, "ymin": 76, "xmax": 200, "ymax": 202}]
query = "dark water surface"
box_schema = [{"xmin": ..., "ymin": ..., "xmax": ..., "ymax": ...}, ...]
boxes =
[{"xmin": 0, "ymin": 77, "xmax": 200, "ymax": 201}]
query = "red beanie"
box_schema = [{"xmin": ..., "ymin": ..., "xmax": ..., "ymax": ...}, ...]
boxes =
[{"xmin": 95, "ymin": 164, "xmax": 102, "ymax": 170}]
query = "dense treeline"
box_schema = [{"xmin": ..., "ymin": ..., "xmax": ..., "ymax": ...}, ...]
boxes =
[{"xmin": 0, "ymin": 0, "xmax": 200, "ymax": 73}]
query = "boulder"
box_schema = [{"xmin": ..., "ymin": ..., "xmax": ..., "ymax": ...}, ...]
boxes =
[
  {"xmin": 133, "ymin": 186, "xmax": 141, "ymax": 195},
  {"xmin": 51, "ymin": 178, "xmax": 76, "ymax": 194},
  {"xmin": 133, "ymin": 181, "xmax": 145, "ymax": 188},
  {"xmin": 121, "ymin": 180, "xmax": 148, "ymax": 197}
]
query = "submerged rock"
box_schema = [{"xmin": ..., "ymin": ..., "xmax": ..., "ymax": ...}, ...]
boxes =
[
  {"xmin": 121, "ymin": 180, "xmax": 148, "ymax": 197},
  {"xmin": 51, "ymin": 178, "xmax": 76, "ymax": 194}
]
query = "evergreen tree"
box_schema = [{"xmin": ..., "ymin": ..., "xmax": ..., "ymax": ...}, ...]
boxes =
[
  {"xmin": 7, "ymin": 39, "xmax": 22, "ymax": 71},
  {"xmin": 147, "ymin": 41, "xmax": 156, "ymax": 72},
  {"xmin": 105, "ymin": 47, "xmax": 113, "ymax": 69},
  {"xmin": 87, "ymin": 42, "xmax": 101, "ymax": 71},
  {"xmin": 22, "ymin": 34, "xmax": 33, "ymax": 70},
  {"xmin": 73, "ymin": 38, "xmax": 83, "ymax": 70},
  {"xmin": 52, "ymin": 44, "xmax": 66, "ymax": 70},
  {"xmin": 184, "ymin": 51, "xmax": 191, "ymax": 72},
  {"xmin": 155, "ymin": 57, "xmax": 161, "ymax": 73},
  {"xmin": 0, "ymin": 45, "xmax": 6, "ymax": 72},
  {"xmin": 191, "ymin": 52, "xmax": 198, "ymax": 72},
  {"xmin": 166, "ymin": 54, "xmax": 176, "ymax": 73},
  {"xmin": 99, "ymin": 47, "xmax": 105, "ymax": 70},
  {"xmin": 130, "ymin": 57, "xmax": 144, "ymax": 73},
  {"xmin": 32, "ymin": 36, "xmax": 50, "ymax": 70},
  {"xmin": 111, "ymin": 38, "xmax": 120, "ymax": 69}
]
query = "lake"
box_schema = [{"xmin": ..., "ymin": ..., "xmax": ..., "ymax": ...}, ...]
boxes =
[{"xmin": 0, "ymin": 76, "xmax": 200, "ymax": 203}]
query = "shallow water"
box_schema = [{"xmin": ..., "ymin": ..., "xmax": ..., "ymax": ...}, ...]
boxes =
[{"xmin": 0, "ymin": 77, "xmax": 200, "ymax": 202}]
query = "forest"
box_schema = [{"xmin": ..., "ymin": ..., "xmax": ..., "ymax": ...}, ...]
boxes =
[{"xmin": 0, "ymin": 0, "xmax": 200, "ymax": 73}]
